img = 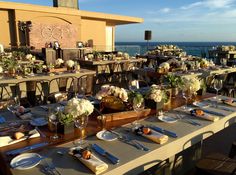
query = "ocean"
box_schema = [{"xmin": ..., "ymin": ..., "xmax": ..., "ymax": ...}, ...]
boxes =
[{"xmin": 115, "ymin": 42, "xmax": 236, "ymax": 57}]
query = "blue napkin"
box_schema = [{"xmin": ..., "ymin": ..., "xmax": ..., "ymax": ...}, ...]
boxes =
[{"xmin": 0, "ymin": 116, "xmax": 6, "ymax": 124}]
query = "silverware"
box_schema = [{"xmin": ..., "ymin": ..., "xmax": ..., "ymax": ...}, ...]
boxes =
[
  {"xmin": 36, "ymin": 127, "xmax": 46, "ymax": 138},
  {"xmin": 148, "ymin": 125, "xmax": 178, "ymax": 138},
  {"xmin": 177, "ymin": 115, "xmax": 201, "ymax": 126},
  {"xmin": 46, "ymin": 162, "xmax": 61, "ymax": 175},
  {"xmin": 6, "ymin": 142, "xmax": 48, "ymax": 155},
  {"xmin": 91, "ymin": 144, "xmax": 119, "ymax": 164},
  {"xmin": 109, "ymin": 130, "xmax": 144, "ymax": 150}
]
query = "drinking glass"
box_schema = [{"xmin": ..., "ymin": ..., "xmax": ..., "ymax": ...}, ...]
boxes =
[
  {"xmin": 74, "ymin": 115, "xmax": 88, "ymax": 146},
  {"xmin": 7, "ymin": 96, "xmax": 20, "ymax": 113},
  {"xmin": 48, "ymin": 108, "xmax": 60, "ymax": 140},
  {"xmin": 182, "ymin": 87, "xmax": 192, "ymax": 111},
  {"xmin": 128, "ymin": 80, "xmax": 139, "ymax": 92},
  {"xmin": 213, "ymin": 79, "xmax": 223, "ymax": 107},
  {"xmin": 97, "ymin": 115, "xmax": 107, "ymax": 131},
  {"xmin": 132, "ymin": 96, "xmax": 145, "ymax": 127}
]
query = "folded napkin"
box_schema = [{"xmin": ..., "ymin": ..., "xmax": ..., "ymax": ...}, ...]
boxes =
[
  {"xmin": 0, "ymin": 129, "xmax": 40, "ymax": 147},
  {"xmin": 142, "ymin": 129, "xmax": 168, "ymax": 144},
  {"xmin": 69, "ymin": 147, "xmax": 108, "ymax": 175},
  {"xmin": 195, "ymin": 114, "xmax": 219, "ymax": 122}
]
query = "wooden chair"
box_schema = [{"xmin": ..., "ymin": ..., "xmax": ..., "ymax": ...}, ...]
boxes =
[
  {"xmin": 195, "ymin": 141, "xmax": 236, "ymax": 175},
  {"xmin": 47, "ymin": 76, "xmax": 76, "ymax": 103}
]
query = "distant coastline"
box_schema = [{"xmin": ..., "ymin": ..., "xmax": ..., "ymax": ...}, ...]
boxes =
[{"xmin": 115, "ymin": 42, "xmax": 236, "ymax": 57}]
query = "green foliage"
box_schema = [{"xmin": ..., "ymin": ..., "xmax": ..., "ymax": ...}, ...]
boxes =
[
  {"xmin": 165, "ymin": 74, "xmax": 183, "ymax": 88},
  {"xmin": 58, "ymin": 112, "xmax": 74, "ymax": 125}
]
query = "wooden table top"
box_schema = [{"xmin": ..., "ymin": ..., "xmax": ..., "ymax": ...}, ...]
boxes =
[
  {"xmin": 0, "ymin": 69, "xmax": 96, "ymax": 84},
  {"xmin": 2, "ymin": 93, "xmax": 236, "ymax": 175}
]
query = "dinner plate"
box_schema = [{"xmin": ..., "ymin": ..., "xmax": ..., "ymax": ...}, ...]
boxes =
[
  {"xmin": 30, "ymin": 117, "xmax": 48, "ymax": 126},
  {"xmin": 193, "ymin": 101, "xmax": 209, "ymax": 108},
  {"xmin": 158, "ymin": 115, "xmax": 178, "ymax": 123},
  {"xmin": 10, "ymin": 153, "xmax": 42, "ymax": 170},
  {"xmin": 96, "ymin": 130, "xmax": 118, "ymax": 141}
]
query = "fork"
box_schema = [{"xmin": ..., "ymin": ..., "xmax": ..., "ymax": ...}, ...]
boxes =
[
  {"xmin": 109, "ymin": 130, "xmax": 143, "ymax": 150},
  {"xmin": 176, "ymin": 115, "xmax": 201, "ymax": 126}
]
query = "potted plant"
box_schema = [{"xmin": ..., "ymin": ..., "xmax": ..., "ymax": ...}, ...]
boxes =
[
  {"xmin": 3, "ymin": 56, "xmax": 18, "ymax": 76},
  {"xmin": 56, "ymin": 98, "xmax": 94, "ymax": 134},
  {"xmin": 164, "ymin": 74, "xmax": 183, "ymax": 97},
  {"xmin": 145, "ymin": 84, "xmax": 164, "ymax": 110}
]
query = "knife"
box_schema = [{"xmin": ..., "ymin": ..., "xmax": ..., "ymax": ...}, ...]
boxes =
[
  {"xmin": 6, "ymin": 142, "xmax": 48, "ymax": 155},
  {"xmin": 91, "ymin": 144, "xmax": 119, "ymax": 164},
  {"xmin": 202, "ymin": 109, "xmax": 225, "ymax": 116},
  {"xmin": 148, "ymin": 125, "xmax": 178, "ymax": 138}
]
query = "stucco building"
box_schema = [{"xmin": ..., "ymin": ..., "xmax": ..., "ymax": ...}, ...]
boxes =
[{"xmin": 0, "ymin": 1, "xmax": 143, "ymax": 51}]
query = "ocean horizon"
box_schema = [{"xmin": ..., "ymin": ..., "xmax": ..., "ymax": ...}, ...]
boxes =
[{"xmin": 115, "ymin": 41, "xmax": 236, "ymax": 57}]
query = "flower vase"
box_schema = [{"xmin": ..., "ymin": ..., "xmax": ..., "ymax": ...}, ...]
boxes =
[
  {"xmin": 156, "ymin": 100, "xmax": 164, "ymax": 112},
  {"xmin": 58, "ymin": 122, "xmax": 75, "ymax": 135}
]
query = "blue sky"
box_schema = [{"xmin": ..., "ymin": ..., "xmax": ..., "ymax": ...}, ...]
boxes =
[{"xmin": 1, "ymin": 0, "xmax": 236, "ymax": 42}]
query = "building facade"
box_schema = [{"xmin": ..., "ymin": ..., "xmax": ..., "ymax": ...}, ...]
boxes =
[{"xmin": 0, "ymin": 1, "xmax": 142, "ymax": 51}]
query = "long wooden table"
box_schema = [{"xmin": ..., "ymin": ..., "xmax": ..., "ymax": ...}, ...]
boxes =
[
  {"xmin": 0, "ymin": 69, "xmax": 96, "ymax": 84},
  {"xmin": 1, "ymin": 94, "xmax": 236, "ymax": 175}
]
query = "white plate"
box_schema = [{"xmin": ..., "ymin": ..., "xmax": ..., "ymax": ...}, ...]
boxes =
[
  {"xmin": 10, "ymin": 153, "xmax": 42, "ymax": 170},
  {"xmin": 96, "ymin": 130, "xmax": 118, "ymax": 141},
  {"xmin": 158, "ymin": 115, "xmax": 178, "ymax": 123},
  {"xmin": 193, "ymin": 102, "xmax": 209, "ymax": 108},
  {"xmin": 30, "ymin": 117, "xmax": 48, "ymax": 126}
]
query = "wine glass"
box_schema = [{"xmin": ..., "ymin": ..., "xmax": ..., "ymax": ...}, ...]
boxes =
[
  {"xmin": 132, "ymin": 96, "xmax": 145, "ymax": 127},
  {"xmin": 213, "ymin": 79, "xmax": 223, "ymax": 107},
  {"xmin": 74, "ymin": 115, "xmax": 88, "ymax": 146},
  {"xmin": 48, "ymin": 108, "xmax": 60, "ymax": 140},
  {"xmin": 129, "ymin": 80, "xmax": 139, "ymax": 91},
  {"xmin": 7, "ymin": 96, "xmax": 20, "ymax": 113},
  {"xmin": 182, "ymin": 87, "xmax": 192, "ymax": 111}
]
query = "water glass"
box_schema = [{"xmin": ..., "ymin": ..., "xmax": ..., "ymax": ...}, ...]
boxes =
[
  {"xmin": 182, "ymin": 87, "xmax": 192, "ymax": 111},
  {"xmin": 132, "ymin": 96, "xmax": 145, "ymax": 127},
  {"xmin": 97, "ymin": 115, "xmax": 107, "ymax": 131},
  {"xmin": 213, "ymin": 79, "xmax": 223, "ymax": 107},
  {"xmin": 7, "ymin": 97, "xmax": 20, "ymax": 113},
  {"xmin": 48, "ymin": 108, "xmax": 59, "ymax": 140},
  {"xmin": 74, "ymin": 115, "xmax": 88, "ymax": 146}
]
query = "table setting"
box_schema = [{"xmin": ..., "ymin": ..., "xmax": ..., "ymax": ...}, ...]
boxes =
[{"xmin": 1, "ymin": 86, "xmax": 236, "ymax": 175}]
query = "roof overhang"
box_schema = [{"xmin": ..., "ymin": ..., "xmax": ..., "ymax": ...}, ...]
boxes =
[{"xmin": 0, "ymin": 1, "xmax": 143, "ymax": 25}]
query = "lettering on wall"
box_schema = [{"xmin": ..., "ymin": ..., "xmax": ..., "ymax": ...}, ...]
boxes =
[{"xmin": 29, "ymin": 22, "xmax": 78, "ymax": 49}]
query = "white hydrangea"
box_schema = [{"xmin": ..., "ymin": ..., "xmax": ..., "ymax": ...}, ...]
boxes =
[
  {"xmin": 147, "ymin": 85, "xmax": 163, "ymax": 102},
  {"xmin": 55, "ymin": 58, "xmax": 64, "ymax": 66},
  {"xmin": 66, "ymin": 60, "xmax": 75, "ymax": 68},
  {"xmin": 182, "ymin": 77, "xmax": 200, "ymax": 92},
  {"xmin": 96, "ymin": 85, "xmax": 128, "ymax": 102},
  {"xmin": 64, "ymin": 98, "xmax": 94, "ymax": 118},
  {"xmin": 0, "ymin": 66, "xmax": 3, "ymax": 73},
  {"xmin": 159, "ymin": 62, "xmax": 170, "ymax": 70}
]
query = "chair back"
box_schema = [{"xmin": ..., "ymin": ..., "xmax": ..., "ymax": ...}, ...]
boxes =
[{"xmin": 77, "ymin": 74, "xmax": 94, "ymax": 96}]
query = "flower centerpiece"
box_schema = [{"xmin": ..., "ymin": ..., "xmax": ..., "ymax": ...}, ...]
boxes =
[
  {"xmin": 96, "ymin": 85, "xmax": 129, "ymax": 111},
  {"xmin": 57, "ymin": 98, "xmax": 94, "ymax": 134},
  {"xmin": 181, "ymin": 77, "xmax": 201, "ymax": 102},
  {"xmin": 164, "ymin": 74, "xmax": 183, "ymax": 97},
  {"xmin": 200, "ymin": 59, "xmax": 209, "ymax": 68},
  {"xmin": 66, "ymin": 60, "xmax": 75, "ymax": 71},
  {"xmin": 145, "ymin": 85, "xmax": 165, "ymax": 110},
  {"xmin": 55, "ymin": 58, "xmax": 64, "ymax": 68},
  {"xmin": 158, "ymin": 62, "xmax": 170, "ymax": 73}
]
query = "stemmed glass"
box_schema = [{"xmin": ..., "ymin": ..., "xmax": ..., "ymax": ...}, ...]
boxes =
[
  {"xmin": 48, "ymin": 107, "xmax": 60, "ymax": 140},
  {"xmin": 213, "ymin": 79, "xmax": 223, "ymax": 107},
  {"xmin": 7, "ymin": 96, "xmax": 20, "ymax": 113},
  {"xmin": 182, "ymin": 87, "xmax": 193, "ymax": 111},
  {"xmin": 129, "ymin": 80, "xmax": 139, "ymax": 92},
  {"xmin": 132, "ymin": 96, "xmax": 145, "ymax": 127},
  {"xmin": 74, "ymin": 115, "xmax": 88, "ymax": 146}
]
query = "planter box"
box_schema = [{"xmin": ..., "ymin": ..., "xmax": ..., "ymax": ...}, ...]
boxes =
[{"xmin": 58, "ymin": 122, "xmax": 75, "ymax": 135}]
